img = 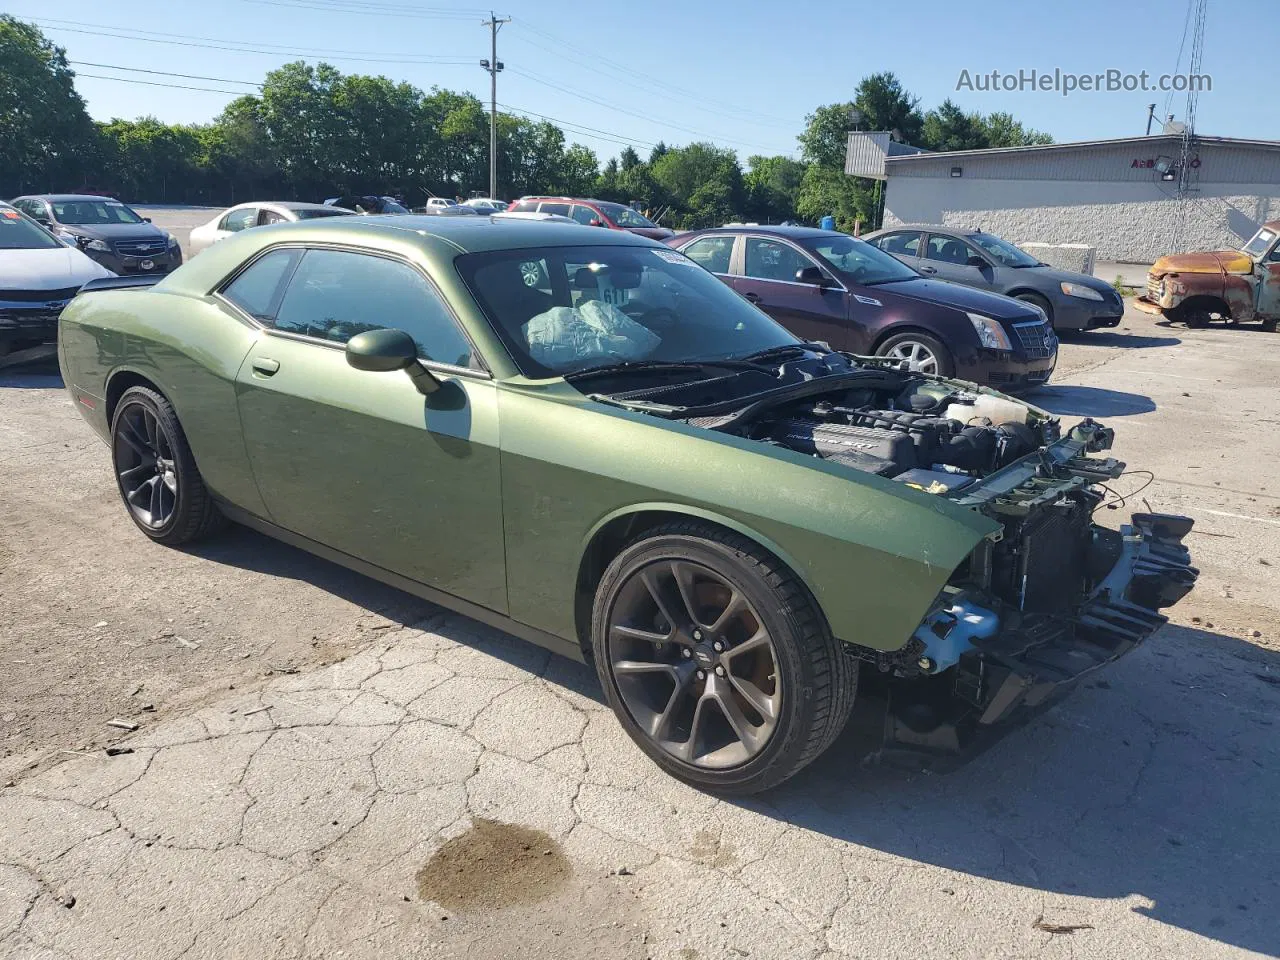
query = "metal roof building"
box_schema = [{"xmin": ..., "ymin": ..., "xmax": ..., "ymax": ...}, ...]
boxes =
[{"xmin": 847, "ymin": 133, "xmax": 1280, "ymax": 263}]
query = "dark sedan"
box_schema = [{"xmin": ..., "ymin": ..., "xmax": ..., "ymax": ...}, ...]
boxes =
[
  {"xmin": 668, "ymin": 226, "xmax": 1056, "ymax": 391},
  {"xmin": 863, "ymin": 224, "xmax": 1125, "ymax": 331},
  {"xmin": 9, "ymin": 194, "xmax": 183, "ymax": 275}
]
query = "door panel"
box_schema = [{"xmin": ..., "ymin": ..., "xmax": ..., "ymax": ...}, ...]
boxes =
[
  {"xmin": 923, "ymin": 234, "xmax": 991, "ymax": 288},
  {"xmin": 235, "ymin": 337, "xmax": 507, "ymax": 612},
  {"xmin": 1257, "ymin": 257, "xmax": 1280, "ymax": 319},
  {"xmin": 733, "ymin": 237, "xmax": 850, "ymax": 348}
]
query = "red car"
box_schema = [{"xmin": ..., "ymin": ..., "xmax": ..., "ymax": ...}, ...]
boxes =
[{"xmin": 506, "ymin": 196, "xmax": 674, "ymax": 240}]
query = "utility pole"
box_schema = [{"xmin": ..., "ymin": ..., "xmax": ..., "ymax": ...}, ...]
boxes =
[
  {"xmin": 1145, "ymin": 103, "xmax": 1157, "ymax": 136},
  {"xmin": 480, "ymin": 13, "xmax": 509, "ymax": 201}
]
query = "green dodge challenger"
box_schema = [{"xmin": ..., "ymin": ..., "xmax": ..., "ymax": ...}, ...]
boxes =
[{"xmin": 58, "ymin": 216, "xmax": 1197, "ymax": 792}]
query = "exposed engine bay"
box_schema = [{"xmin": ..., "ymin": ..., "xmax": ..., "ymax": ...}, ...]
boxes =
[{"xmin": 582, "ymin": 348, "xmax": 1199, "ymax": 763}]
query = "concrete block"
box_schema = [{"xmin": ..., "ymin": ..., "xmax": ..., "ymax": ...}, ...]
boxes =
[{"xmin": 1019, "ymin": 241, "xmax": 1096, "ymax": 275}]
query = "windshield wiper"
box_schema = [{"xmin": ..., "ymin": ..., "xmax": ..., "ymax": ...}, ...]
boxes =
[
  {"xmin": 734, "ymin": 342, "xmax": 827, "ymax": 363},
  {"xmin": 862, "ymin": 276, "xmax": 916, "ymax": 285},
  {"xmin": 565, "ymin": 358, "xmax": 761, "ymax": 380}
]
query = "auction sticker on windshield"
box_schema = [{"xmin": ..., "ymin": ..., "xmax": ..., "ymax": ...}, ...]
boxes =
[{"xmin": 652, "ymin": 249, "xmax": 694, "ymax": 265}]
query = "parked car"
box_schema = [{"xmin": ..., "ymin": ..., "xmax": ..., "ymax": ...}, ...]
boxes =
[
  {"xmin": 189, "ymin": 202, "xmax": 355, "ymax": 256},
  {"xmin": 9, "ymin": 194, "xmax": 183, "ymax": 275},
  {"xmin": 462, "ymin": 197, "xmax": 505, "ymax": 212},
  {"xmin": 490, "ymin": 211, "xmax": 578, "ymax": 225},
  {"xmin": 423, "ymin": 197, "xmax": 459, "ymax": 210},
  {"xmin": 0, "ymin": 201, "xmax": 113, "ymax": 355},
  {"xmin": 57, "ymin": 215, "xmax": 1195, "ymax": 792},
  {"xmin": 322, "ymin": 196, "xmax": 410, "ymax": 215},
  {"xmin": 669, "ymin": 225, "xmax": 1057, "ymax": 391},
  {"xmin": 1134, "ymin": 220, "xmax": 1280, "ymax": 330},
  {"xmin": 863, "ymin": 224, "xmax": 1125, "ymax": 332},
  {"xmin": 417, "ymin": 204, "xmax": 480, "ymax": 217},
  {"xmin": 508, "ymin": 196, "xmax": 674, "ymax": 240}
]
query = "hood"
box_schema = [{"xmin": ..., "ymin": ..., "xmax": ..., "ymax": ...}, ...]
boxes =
[
  {"xmin": 0, "ymin": 246, "xmax": 113, "ymax": 293},
  {"xmin": 857, "ymin": 276, "xmax": 1041, "ymax": 321},
  {"xmin": 625, "ymin": 226, "xmax": 675, "ymax": 240},
  {"xmin": 1151, "ymin": 250, "xmax": 1253, "ymax": 277},
  {"xmin": 57, "ymin": 221, "xmax": 169, "ymax": 243},
  {"xmin": 1022, "ymin": 264, "xmax": 1115, "ymax": 293}
]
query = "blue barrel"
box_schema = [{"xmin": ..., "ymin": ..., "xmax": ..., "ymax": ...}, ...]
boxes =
[{"xmin": 819, "ymin": 215, "xmax": 835, "ymax": 231}]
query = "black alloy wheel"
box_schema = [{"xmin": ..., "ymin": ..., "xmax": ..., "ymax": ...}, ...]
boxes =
[{"xmin": 592, "ymin": 521, "xmax": 858, "ymax": 794}]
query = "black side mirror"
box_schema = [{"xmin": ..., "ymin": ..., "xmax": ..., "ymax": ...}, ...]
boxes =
[
  {"xmin": 75, "ymin": 235, "xmax": 91, "ymax": 248},
  {"xmin": 796, "ymin": 266, "xmax": 831, "ymax": 287},
  {"xmin": 345, "ymin": 328, "xmax": 440, "ymax": 395},
  {"xmin": 590, "ymin": 219, "xmax": 605, "ymax": 227},
  {"xmin": 966, "ymin": 255, "xmax": 987, "ymax": 268}
]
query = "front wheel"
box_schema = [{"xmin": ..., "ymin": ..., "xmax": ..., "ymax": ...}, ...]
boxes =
[
  {"xmin": 591, "ymin": 521, "xmax": 858, "ymax": 794},
  {"xmin": 876, "ymin": 331, "xmax": 955, "ymax": 377},
  {"xmin": 110, "ymin": 386, "xmax": 225, "ymax": 545},
  {"xmin": 1014, "ymin": 291, "xmax": 1055, "ymax": 329}
]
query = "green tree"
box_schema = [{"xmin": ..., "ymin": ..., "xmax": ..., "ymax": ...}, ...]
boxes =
[
  {"xmin": 651, "ymin": 142, "xmax": 743, "ymax": 229},
  {"xmin": 920, "ymin": 99, "xmax": 990, "ymax": 152},
  {"xmin": 0, "ymin": 15, "xmax": 99, "ymax": 195},
  {"xmin": 981, "ymin": 111, "xmax": 1053, "ymax": 148},
  {"xmin": 743, "ymin": 155, "xmax": 805, "ymax": 223},
  {"xmin": 852, "ymin": 71, "xmax": 923, "ymax": 144}
]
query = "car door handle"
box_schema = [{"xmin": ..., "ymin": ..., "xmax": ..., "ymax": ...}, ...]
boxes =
[
  {"xmin": 743, "ymin": 292, "xmax": 761, "ymax": 303},
  {"xmin": 918, "ymin": 266, "xmax": 938, "ymax": 275},
  {"xmin": 251, "ymin": 357, "xmax": 280, "ymax": 377}
]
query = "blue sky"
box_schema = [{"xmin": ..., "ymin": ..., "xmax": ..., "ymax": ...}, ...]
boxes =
[{"xmin": 12, "ymin": 0, "xmax": 1278, "ymax": 163}]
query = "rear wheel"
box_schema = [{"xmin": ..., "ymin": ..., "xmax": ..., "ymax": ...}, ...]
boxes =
[
  {"xmin": 876, "ymin": 331, "xmax": 955, "ymax": 377},
  {"xmin": 591, "ymin": 521, "xmax": 858, "ymax": 794},
  {"xmin": 110, "ymin": 386, "xmax": 225, "ymax": 545}
]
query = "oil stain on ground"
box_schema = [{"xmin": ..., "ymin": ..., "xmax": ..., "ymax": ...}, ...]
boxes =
[{"xmin": 416, "ymin": 817, "xmax": 571, "ymax": 912}]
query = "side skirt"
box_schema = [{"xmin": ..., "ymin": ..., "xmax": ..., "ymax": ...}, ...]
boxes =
[{"xmin": 218, "ymin": 502, "xmax": 585, "ymax": 663}]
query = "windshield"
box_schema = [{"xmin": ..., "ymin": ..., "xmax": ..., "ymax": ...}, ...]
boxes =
[
  {"xmin": 295, "ymin": 208, "xmax": 354, "ymax": 220},
  {"xmin": 1243, "ymin": 228, "xmax": 1276, "ymax": 257},
  {"xmin": 381, "ymin": 200, "xmax": 410, "ymax": 214},
  {"xmin": 0, "ymin": 208, "xmax": 63, "ymax": 250},
  {"xmin": 52, "ymin": 199, "xmax": 144, "ymax": 225},
  {"xmin": 799, "ymin": 234, "xmax": 918, "ymax": 285},
  {"xmin": 597, "ymin": 202, "xmax": 657, "ymax": 228},
  {"xmin": 457, "ymin": 244, "xmax": 799, "ymax": 378},
  {"xmin": 969, "ymin": 232, "xmax": 1039, "ymax": 267}
]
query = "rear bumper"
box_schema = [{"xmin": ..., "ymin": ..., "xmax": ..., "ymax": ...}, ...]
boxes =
[{"xmin": 877, "ymin": 512, "xmax": 1198, "ymax": 765}]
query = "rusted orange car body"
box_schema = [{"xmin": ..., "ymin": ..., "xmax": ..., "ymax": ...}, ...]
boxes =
[{"xmin": 1136, "ymin": 221, "xmax": 1280, "ymax": 329}]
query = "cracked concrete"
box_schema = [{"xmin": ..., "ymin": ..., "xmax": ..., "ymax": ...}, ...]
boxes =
[{"xmin": 4, "ymin": 311, "xmax": 1280, "ymax": 958}]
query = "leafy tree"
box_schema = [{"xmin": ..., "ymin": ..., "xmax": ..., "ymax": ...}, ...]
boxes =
[
  {"xmin": 652, "ymin": 142, "xmax": 743, "ymax": 229},
  {"xmin": 797, "ymin": 102, "xmax": 855, "ymax": 168},
  {"xmin": 981, "ymin": 111, "xmax": 1054, "ymax": 148},
  {"xmin": 744, "ymin": 155, "xmax": 805, "ymax": 223},
  {"xmin": 920, "ymin": 99, "xmax": 991, "ymax": 152},
  {"xmin": 0, "ymin": 15, "xmax": 100, "ymax": 196},
  {"xmin": 853, "ymin": 72, "xmax": 923, "ymax": 144}
]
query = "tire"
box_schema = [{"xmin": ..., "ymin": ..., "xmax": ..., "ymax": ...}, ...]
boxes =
[
  {"xmin": 591, "ymin": 521, "xmax": 858, "ymax": 794},
  {"xmin": 875, "ymin": 331, "xmax": 955, "ymax": 377},
  {"xmin": 110, "ymin": 386, "xmax": 226, "ymax": 545},
  {"xmin": 1013, "ymin": 291, "xmax": 1055, "ymax": 329}
]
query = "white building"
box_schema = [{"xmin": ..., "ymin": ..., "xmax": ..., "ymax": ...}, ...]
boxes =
[{"xmin": 846, "ymin": 132, "xmax": 1280, "ymax": 263}]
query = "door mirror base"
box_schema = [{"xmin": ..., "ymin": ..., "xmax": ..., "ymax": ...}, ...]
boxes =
[
  {"xmin": 795, "ymin": 266, "xmax": 832, "ymax": 287},
  {"xmin": 966, "ymin": 255, "xmax": 988, "ymax": 268},
  {"xmin": 346, "ymin": 328, "xmax": 441, "ymax": 394}
]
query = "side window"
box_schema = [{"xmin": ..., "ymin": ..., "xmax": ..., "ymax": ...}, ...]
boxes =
[
  {"xmin": 880, "ymin": 232, "xmax": 920, "ymax": 256},
  {"xmin": 681, "ymin": 236, "xmax": 734, "ymax": 274},
  {"xmin": 272, "ymin": 249, "xmax": 474, "ymax": 367},
  {"xmin": 925, "ymin": 236, "xmax": 974, "ymax": 265},
  {"xmin": 221, "ymin": 249, "xmax": 301, "ymax": 322},
  {"xmin": 221, "ymin": 208, "xmax": 258, "ymax": 233},
  {"xmin": 570, "ymin": 204, "xmax": 598, "ymax": 225},
  {"xmin": 744, "ymin": 238, "xmax": 812, "ymax": 282},
  {"xmin": 258, "ymin": 209, "xmax": 287, "ymax": 226},
  {"xmin": 1268, "ymin": 244, "xmax": 1280, "ymax": 264},
  {"xmin": 510, "ymin": 200, "xmax": 538, "ymax": 213},
  {"xmin": 539, "ymin": 201, "xmax": 570, "ymax": 217}
]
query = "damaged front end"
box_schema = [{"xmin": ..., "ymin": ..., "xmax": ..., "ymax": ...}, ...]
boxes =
[{"xmin": 858, "ymin": 420, "xmax": 1199, "ymax": 763}]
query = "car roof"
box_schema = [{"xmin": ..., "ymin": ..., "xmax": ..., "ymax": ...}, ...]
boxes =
[
  {"xmin": 230, "ymin": 214, "xmax": 654, "ymax": 253},
  {"xmin": 865, "ymin": 224, "xmax": 979, "ymax": 237},
  {"xmin": 519, "ymin": 196, "xmax": 611, "ymax": 206},
  {"xmin": 17, "ymin": 194, "xmax": 127, "ymax": 203},
  {"xmin": 686, "ymin": 225, "xmax": 852, "ymax": 241}
]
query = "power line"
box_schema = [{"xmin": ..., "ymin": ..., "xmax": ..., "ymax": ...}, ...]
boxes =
[
  {"xmin": 241, "ymin": 0, "xmax": 487, "ymax": 19},
  {"xmin": 73, "ymin": 73, "xmax": 253, "ymax": 96},
  {"xmin": 497, "ymin": 103, "xmax": 657, "ymax": 149},
  {"xmin": 506, "ymin": 27, "xmax": 795, "ymax": 131},
  {"xmin": 33, "ymin": 19, "xmax": 474, "ymax": 65},
  {"xmin": 70, "ymin": 61, "xmax": 263, "ymax": 87},
  {"xmin": 508, "ymin": 68, "xmax": 780, "ymax": 154}
]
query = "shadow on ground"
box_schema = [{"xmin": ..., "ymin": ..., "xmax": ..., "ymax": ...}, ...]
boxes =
[
  {"xmin": 187, "ymin": 524, "xmax": 1280, "ymax": 954},
  {"xmin": 756, "ymin": 625, "xmax": 1280, "ymax": 956},
  {"xmin": 1032, "ymin": 384, "xmax": 1157, "ymax": 417},
  {"xmin": 0, "ymin": 355, "xmax": 62, "ymax": 388},
  {"xmin": 1060, "ymin": 330, "xmax": 1180, "ymax": 349}
]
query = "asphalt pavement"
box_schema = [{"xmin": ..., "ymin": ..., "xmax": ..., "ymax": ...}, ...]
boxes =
[{"xmin": 1, "ymin": 301, "xmax": 1277, "ymax": 959}]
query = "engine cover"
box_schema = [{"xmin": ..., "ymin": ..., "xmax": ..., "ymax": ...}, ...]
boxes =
[{"xmin": 764, "ymin": 419, "xmax": 919, "ymax": 475}]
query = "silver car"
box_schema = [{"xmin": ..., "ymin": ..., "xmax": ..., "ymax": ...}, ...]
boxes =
[
  {"xmin": 863, "ymin": 224, "xmax": 1124, "ymax": 332},
  {"xmin": 188, "ymin": 202, "xmax": 355, "ymax": 256}
]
